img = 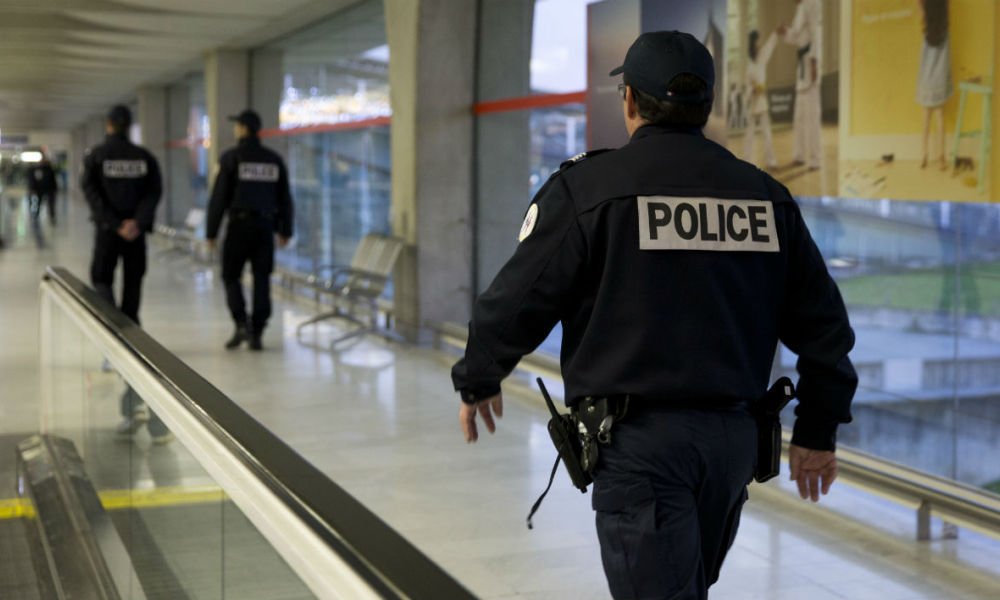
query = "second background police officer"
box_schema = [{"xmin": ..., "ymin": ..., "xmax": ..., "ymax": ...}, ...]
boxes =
[
  {"xmin": 206, "ymin": 109, "xmax": 294, "ymax": 351},
  {"xmin": 452, "ymin": 31, "xmax": 857, "ymax": 599}
]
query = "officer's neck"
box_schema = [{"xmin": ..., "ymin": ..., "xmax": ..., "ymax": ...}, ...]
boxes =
[
  {"xmin": 237, "ymin": 135, "xmax": 260, "ymax": 146},
  {"xmin": 630, "ymin": 123, "xmax": 704, "ymax": 140}
]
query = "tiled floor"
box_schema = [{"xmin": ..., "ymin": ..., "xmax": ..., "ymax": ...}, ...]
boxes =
[{"xmin": 3, "ymin": 195, "xmax": 1000, "ymax": 599}]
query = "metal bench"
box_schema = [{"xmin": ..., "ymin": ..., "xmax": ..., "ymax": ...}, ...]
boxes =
[{"xmin": 296, "ymin": 233, "xmax": 405, "ymax": 345}]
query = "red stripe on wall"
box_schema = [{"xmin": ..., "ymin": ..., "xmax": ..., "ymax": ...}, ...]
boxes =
[
  {"xmin": 163, "ymin": 92, "xmax": 588, "ymax": 149},
  {"xmin": 473, "ymin": 91, "xmax": 587, "ymax": 115},
  {"xmin": 166, "ymin": 138, "xmax": 203, "ymax": 149}
]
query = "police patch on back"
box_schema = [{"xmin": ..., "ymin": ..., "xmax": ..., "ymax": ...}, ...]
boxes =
[
  {"xmin": 637, "ymin": 196, "xmax": 779, "ymax": 252},
  {"xmin": 239, "ymin": 162, "xmax": 280, "ymax": 182},
  {"xmin": 103, "ymin": 160, "xmax": 147, "ymax": 178}
]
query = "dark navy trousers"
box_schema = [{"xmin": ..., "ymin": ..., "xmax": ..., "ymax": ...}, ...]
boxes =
[
  {"xmin": 592, "ymin": 406, "xmax": 756, "ymax": 600},
  {"xmin": 222, "ymin": 218, "xmax": 275, "ymax": 333}
]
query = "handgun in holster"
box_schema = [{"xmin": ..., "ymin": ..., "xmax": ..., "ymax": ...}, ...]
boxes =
[{"xmin": 752, "ymin": 377, "xmax": 796, "ymax": 483}]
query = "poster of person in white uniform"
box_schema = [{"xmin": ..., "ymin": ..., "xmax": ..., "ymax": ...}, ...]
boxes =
[
  {"xmin": 743, "ymin": 29, "xmax": 779, "ymax": 169},
  {"xmin": 726, "ymin": 0, "xmax": 839, "ymax": 198},
  {"xmin": 778, "ymin": 0, "xmax": 824, "ymax": 172}
]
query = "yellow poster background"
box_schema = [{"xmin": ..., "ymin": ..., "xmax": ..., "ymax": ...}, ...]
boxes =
[{"xmin": 841, "ymin": 0, "xmax": 995, "ymax": 201}]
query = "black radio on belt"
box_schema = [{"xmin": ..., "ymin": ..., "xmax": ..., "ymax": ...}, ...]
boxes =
[
  {"xmin": 752, "ymin": 377, "xmax": 795, "ymax": 483},
  {"xmin": 526, "ymin": 378, "xmax": 591, "ymax": 529}
]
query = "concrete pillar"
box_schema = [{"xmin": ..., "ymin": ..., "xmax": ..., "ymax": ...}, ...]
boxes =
[
  {"xmin": 137, "ymin": 86, "xmax": 169, "ymax": 225},
  {"xmin": 250, "ymin": 48, "xmax": 288, "ymax": 158},
  {"xmin": 251, "ymin": 49, "xmax": 284, "ymax": 132},
  {"xmin": 474, "ymin": 0, "xmax": 534, "ymax": 293},
  {"xmin": 205, "ymin": 50, "xmax": 249, "ymax": 175},
  {"xmin": 385, "ymin": 0, "xmax": 478, "ymax": 339},
  {"xmin": 70, "ymin": 125, "xmax": 88, "ymax": 195},
  {"xmin": 86, "ymin": 116, "xmax": 105, "ymax": 149}
]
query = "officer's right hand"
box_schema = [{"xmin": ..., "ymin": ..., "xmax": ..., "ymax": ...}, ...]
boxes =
[
  {"xmin": 206, "ymin": 238, "xmax": 216, "ymax": 251},
  {"xmin": 789, "ymin": 444, "xmax": 837, "ymax": 502},
  {"xmin": 459, "ymin": 394, "xmax": 503, "ymax": 443}
]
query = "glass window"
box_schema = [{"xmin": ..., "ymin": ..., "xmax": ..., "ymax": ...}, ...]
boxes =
[
  {"xmin": 474, "ymin": 0, "xmax": 1000, "ymax": 496},
  {"xmin": 275, "ymin": 0, "xmax": 389, "ymax": 128},
  {"xmin": 261, "ymin": 0, "xmax": 391, "ymax": 278},
  {"xmin": 530, "ymin": 0, "xmax": 602, "ymax": 94}
]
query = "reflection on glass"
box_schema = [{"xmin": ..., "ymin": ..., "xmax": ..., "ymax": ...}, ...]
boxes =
[{"xmin": 42, "ymin": 287, "xmax": 318, "ymax": 598}]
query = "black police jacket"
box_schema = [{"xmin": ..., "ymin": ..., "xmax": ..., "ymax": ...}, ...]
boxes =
[
  {"xmin": 206, "ymin": 136, "xmax": 294, "ymax": 240},
  {"xmin": 452, "ymin": 125, "xmax": 858, "ymax": 451},
  {"xmin": 81, "ymin": 133, "xmax": 162, "ymax": 232},
  {"xmin": 28, "ymin": 163, "xmax": 57, "ymax": 194}
]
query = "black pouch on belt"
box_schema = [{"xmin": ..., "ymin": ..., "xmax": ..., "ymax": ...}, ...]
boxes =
[{"xmin": 752, "ymin": 377, "xmax": 796, "ymax": 483}]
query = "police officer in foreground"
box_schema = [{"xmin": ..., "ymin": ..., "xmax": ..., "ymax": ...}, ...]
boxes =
[
  {"xmin": 82, "ymin": 104, "xmax": 172, "ymax": 444},
  {"xmin": 452, "ymin": 31, "xmax": 857, "ymax": 599},
  {"xmin": 206, "ymin": 109, "xmax": 293, "ymax": 351}
]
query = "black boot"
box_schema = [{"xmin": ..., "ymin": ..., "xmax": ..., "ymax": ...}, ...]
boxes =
[
  {"xmin": 249, "ymin": 329, "xmax": 263, "ymax": 351},
  {"xmin": 225, "ymin": 323, "xmax": 249, "ymax": 350}
]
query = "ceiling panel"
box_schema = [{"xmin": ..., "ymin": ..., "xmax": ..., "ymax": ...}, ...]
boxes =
[{"xmin": 0, "ymin": 0, "xmax": 360, "ymax": 132}]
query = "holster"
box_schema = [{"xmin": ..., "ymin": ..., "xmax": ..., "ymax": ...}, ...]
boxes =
[{"xmin": 752, "ymin": 377, "xmax": 795, "ymax": 483}]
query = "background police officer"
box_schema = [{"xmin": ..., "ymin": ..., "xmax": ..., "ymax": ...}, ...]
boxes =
[
  {"xmin": 81, "ymin": 104, "xmax": 171, "ymax": 443},
  {"xmin": 452, "ymin": 31, "xmax": 857, "ymax": 599},
  {"xmin": 206, "ymin": 109, "xmax": 294, "ymax": 351},
  {"xmin": 27, "ymin": 152, "xmax": 58, "ymax": 225}
]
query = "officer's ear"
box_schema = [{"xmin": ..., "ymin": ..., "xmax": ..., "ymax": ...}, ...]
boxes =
[{"xmin": 625, "ymin": 86, "xmax": 640, "ymax": 121}]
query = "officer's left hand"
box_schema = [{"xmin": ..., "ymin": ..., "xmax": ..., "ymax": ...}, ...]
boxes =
[
  {"xmin": 277, "ymin": 235, "xmax": 290, "ymax": 248},
  {"xmin": 459, "ymin": 394, "xmax": 503, "ymax": 443},
  {"xmin": 789, "ymin": 444, "xmax": 837, "ymax": 502}
]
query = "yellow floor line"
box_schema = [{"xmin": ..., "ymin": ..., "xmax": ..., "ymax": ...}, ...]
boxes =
[{"xmin": 0, "ymin": 485, "xmax": 225, "ymax": 520}]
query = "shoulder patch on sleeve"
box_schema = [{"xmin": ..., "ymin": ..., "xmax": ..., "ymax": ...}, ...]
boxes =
[{"xmin": 518, "ymin": 203, "xmax": 539, "ymax": 242}]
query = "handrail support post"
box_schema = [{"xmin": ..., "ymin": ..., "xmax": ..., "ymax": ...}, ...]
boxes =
[{"xmin": 917, "ymin": 500, "xmax": 932, "ymax": 541}]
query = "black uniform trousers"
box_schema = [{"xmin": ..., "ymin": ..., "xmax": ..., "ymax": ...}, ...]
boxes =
[
  {"xmin": 31, "ymin": 192, "xmax": 56, "ymax": 223},
  {"xmin": 221, "ymin": 217, "xmax": 275, "ymax": 333},
  {"xmin": 90, "ymin": 228, "xmax": 146, "ymax": 323},
  {"xmin": 592, "ymin": 406, "xmax": 756, "ymax": 600}
]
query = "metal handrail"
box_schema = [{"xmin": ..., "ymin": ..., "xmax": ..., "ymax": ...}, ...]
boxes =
[
  {"xmin": 43, "ymin": 267, "xmax": 476, "ymax": 599},
  {"xmin": 431, "ymin": 321, "xmax": 1000, "ymax": 541}
]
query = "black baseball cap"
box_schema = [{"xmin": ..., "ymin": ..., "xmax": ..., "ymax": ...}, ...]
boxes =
[
  {"xmin": 228, "ymin": 109, "xmax": 262, "ymax": 133},
  {"xmin": 609, "ymin": 31, "xmax": 715, "ymax": 103},
  {"xmin": 107, "ymin": 105, "xmax": 132, "ymax": 128}
]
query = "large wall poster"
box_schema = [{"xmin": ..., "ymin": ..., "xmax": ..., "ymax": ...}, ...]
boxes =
[
  {"xmin": 725, "ymin": 0, "xmax": 841, "ymax": 198},
  {"xmin": 841, "ymin": 0, "xmax": 995, "ymax": 202}
]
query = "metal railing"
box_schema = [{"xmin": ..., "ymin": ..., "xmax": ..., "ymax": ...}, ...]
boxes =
[
  {"xmin": 42, "ymin": 267, "xmax": 476, "ymax": 600},
  {"xmin": 431, "ymin": 321, "xmax": 1000, "ymax": 542}
]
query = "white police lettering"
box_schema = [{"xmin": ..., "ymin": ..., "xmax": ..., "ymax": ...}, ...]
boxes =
[
  {"xmin": 238, "ymin": 162, "xmax": 280, "ymax": 182},
  {"xmin": 637, "ymin": 196, "xmax": 779, "ymax": 252},
  {"xmin": 103, "ymin": 160, "xmax": 147, "ymax": 178},
  {"xmin": 518, "ymin": 203, "xmax": 539, "ymax": 242}
]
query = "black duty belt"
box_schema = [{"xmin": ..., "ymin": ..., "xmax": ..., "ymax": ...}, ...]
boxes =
[{"xmin": 230, "ymin": 208, "xmax": 262, "ymax": 221}]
